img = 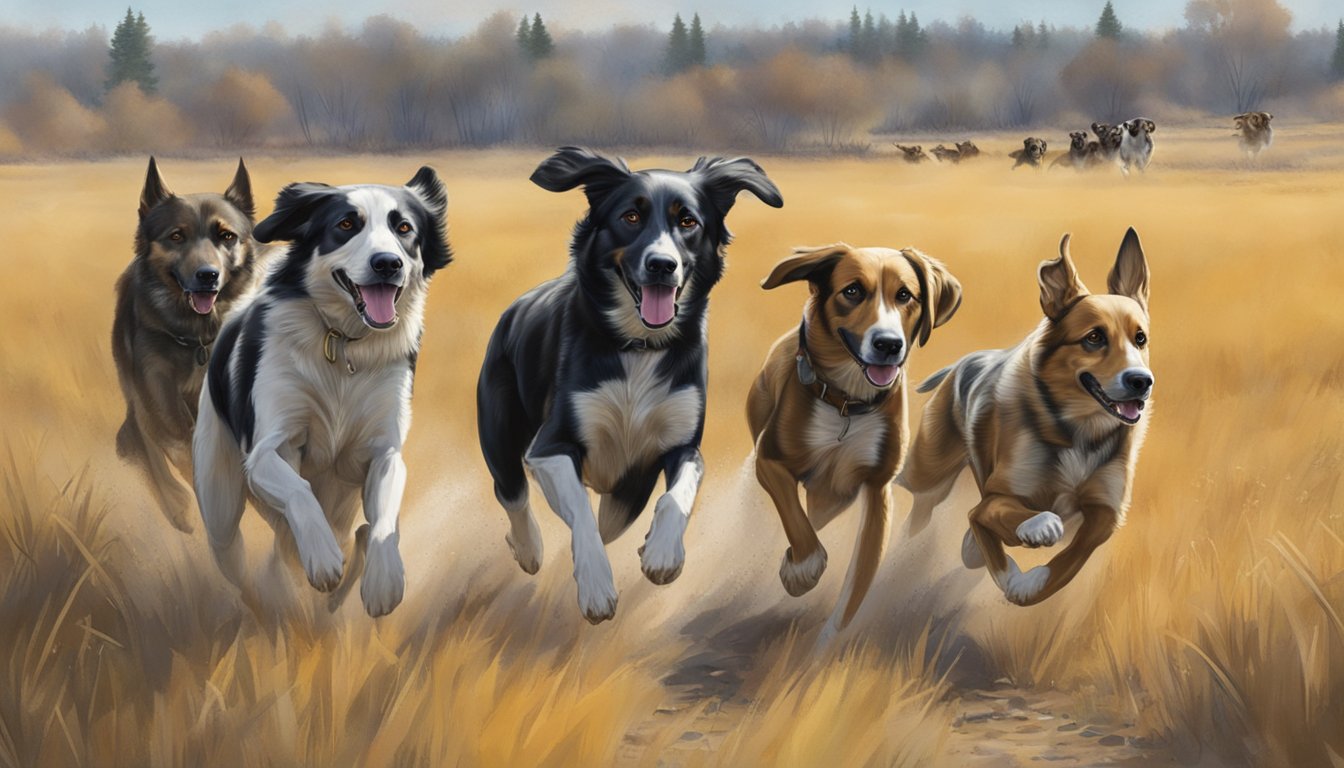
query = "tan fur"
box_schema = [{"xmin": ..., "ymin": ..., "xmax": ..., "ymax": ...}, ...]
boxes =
[
  {"xmin": 900, "ymin": 230, "xmax": 1153, "ymax": 606},
  {"xmin": 1233, "ymin": 111, "xmax": 1274, "ymax": 159},
  {"xmin": 748, "ymin": 244, "xmax": 962, "ymax": 634}
]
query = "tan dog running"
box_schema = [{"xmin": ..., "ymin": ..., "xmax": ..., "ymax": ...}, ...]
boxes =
[
  {"xmin": 899, "ymin": 229, "xmax": 1153, "ymax": 606},
  {"xmin": 748, "ymin": 244, "xmax": 962, "ymax": 640}
]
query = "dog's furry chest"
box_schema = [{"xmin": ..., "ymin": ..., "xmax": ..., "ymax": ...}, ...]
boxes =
[
  {"xmin": 799, "ymin": 400, "xmax": 890, "ymax": 491},
  {"xmin": 1004, "ymin": 429, "xmax": 1133, "ymax": 519},
  {"xmin": 571, "ymin": 351, "xmax": 700, "ymax": 492}
]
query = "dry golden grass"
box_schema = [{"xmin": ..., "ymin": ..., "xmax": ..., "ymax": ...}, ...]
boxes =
[{"xmin": 0, "ymin": 122, "xmax": 1340, "ymax": 765}]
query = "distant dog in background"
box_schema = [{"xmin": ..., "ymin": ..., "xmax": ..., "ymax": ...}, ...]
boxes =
[
  {"xmin": 1118, "ymin": 118, "xmax": 1156, "ymax": 174},
  {"xmin": 955, "ymin": 140, "xmax": 981, "ymax": 159},
  {"xmin": 113, "ymin": 157, "xmax": 259, "ymax": 532},
  {"xmin": 748, "ymin": 244, "xmax": 961, "ymax": 641},
  {"xmin": 900, "ymin": 228, "xmax": 1154, "ymax": 606},
  {"xmin": 194, "ymin": 167, "xmax": 452, "ymax": 618},
  {"xmin": 1092, "ymin": 122, "xmax": 1123, "ymax": 164},
  {"xmin": 477, "ymin": 147, "xmax": 782, "ymax": 624},
  {"xmin": 1050, "ymin": 132, "xmax": 1100, "ymax": 171},
  {"xmin": 1233, "ymin": 111, "xmax": 1273, "ymax": 159},
  {"xmin": 931, "ymin": 145, "xmax": 962, "ymax": 163},
  {"xmin": 1010, "ymin": 137, "xmax": 1048, "ymax": 169},
  {"xmin": 896, "ymin": 144, "xmax": 931, "ymax": 164}
]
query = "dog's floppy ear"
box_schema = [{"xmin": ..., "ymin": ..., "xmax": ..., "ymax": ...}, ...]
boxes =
[
  {"xmin": 761, "ymin": 244, "xmax": 848, "ymax": 291},
  {"xmin": 1040, "ymin": 139, "xmax": 1048, "ymax": 152},
  {"xmin": 530, "ymin": 146, "xmax": 631, "ymax": 209},
  {"xmin": 1039, "ymin": 233, "xmax": 1090, "ymax": 321},
  {"xmin": 1144, "ymin": 119, "xmax": 1155, "ymax": 134},
  {"xmin": 1107, "ymin": 227, "xmax": 1149, "ymax": 313},
  {"xmin": 139, "ymin": 157, "xmax": 172, "ymax": 220},
  {"xmin": 903, "ymin": 248, "xmax": 963, "ymax": 347},
  {"xmin": 224, "ymin": 158, "xmax": 255, "ymax": 220},
  {"xmin": 406, "ymin": 166, "xmax": 453, "ymax": 276},
  {"xmin": 254, "ymin": 182, "xmax": 336, "ymax": 244},
  {"xmin": 690, "ymin": 156, "xmax": 784, "ymax": 214}
]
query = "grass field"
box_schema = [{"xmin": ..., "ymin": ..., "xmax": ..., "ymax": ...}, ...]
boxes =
[{"xmin": 1, "ymin": 123, "xmax": 1342, "ymax": 766}]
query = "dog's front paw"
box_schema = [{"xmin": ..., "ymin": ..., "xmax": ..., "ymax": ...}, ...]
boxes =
[
  {"xmin": 1005, "ymin": 565, "xmax": 1050, "ymax": 605},
  {"xmin": 361, "ymin": 536, "xmax": 405, "ymax": 617},
  {"xmin": 573, "ymin": 545, "xmax": 618, "ymax": 624},
  {"xmin": 506, "ymin": 518, "xmax": 543, "ymax": 576},
  {"xmin": 299, "ymin": 530, "xmax": 345, "ymax": 593},
  {"xmin": 779, "ymin": 545, "xmax": 828, "ymax": 597},
  {"xmin": 638, "ymin": 495, "xmax": 687, "ymax": 585},
  {"xmin": 1016, "ymin": 511, "xmax": 1064, "ymax": 548}
]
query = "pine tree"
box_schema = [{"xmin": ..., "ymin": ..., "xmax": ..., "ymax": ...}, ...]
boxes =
[
  {"xmin": 859, "ymin": 10, "xmax": 876, "ymax": 63},
  {"xmin": 1012, "ymin": 25, "xmax": 1026, "ymax": 49},
  {"xmin": 665, "ymin": 14, "xmax": 690, "ymax": 74},
  {"xmin": 1037, "ymin": 20, "xmax": 1050, "ymax": 49},
  {"xmin": 1096, "ymin": 1, "xmax": 1123, "ymax": 40},
  {"xmin": 105, "ymin": 7, "xmax": 157, "ymax": 93},
  {"xmin": 516, "ymin": 14, "xmax": 532, "ymax": 55},
  {"xmin": 895, "ymin": 10, "xmax": 908, "ymax": 56},
  {"xmin": 1332, "ymin": 19, "xmax": 1344, "ymax": 80},
  {"xmin": 848, "ymin": 7, "xmax": 862, "ymax": 59},
  {"xmin": 688, "ymin": 14, "xmax": 707, "ymax": 67},
  {"xmin": 529, "ymin": 13, "xmax": 554, "ymax": 59}
]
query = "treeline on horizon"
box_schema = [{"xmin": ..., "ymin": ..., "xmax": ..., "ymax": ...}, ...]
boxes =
[{"xmin": 1, "ymin": 1, "xmax": 1342, "ymax": 157}]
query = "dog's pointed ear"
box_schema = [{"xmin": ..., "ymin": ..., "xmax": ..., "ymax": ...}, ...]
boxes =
[
  {"xmin": 406, "ymin": 166, "xmax": 453, "ymax": 276},
  {"xmin": 903, "ymin": 248, "xmax": 963, "ymax": 347},
  {"xmin": 254, "ymin": 182, "xmax": 335, "ymax": 244},
  {"xmin": 1039, "ymin": 233, "xmax": 1090, "ymax": 321},
  {"xmin": 224, "ymin": 158, "xmax": 255, "ymax": 220},
  {"xmin": 690, "ymin": 156, "xmax": 784, "ymax": 215},
  {"xmin": 139, "ymin": 157, "xmax": 172, "ymax": 220},
  {"xmin": 1107, "ymin": 227, "xmax": 1149, "ymax": 313},
  {"xmin": 761, "ymin": 244, "xmax": 847, "ymax": 291},
  {"xmin": 530, "ymin": 146, "xmax": 631, "ymax": 208}
]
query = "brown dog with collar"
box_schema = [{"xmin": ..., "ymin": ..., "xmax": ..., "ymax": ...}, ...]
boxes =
[{"xmin": 747, "ymin": 244, "xmax": 962, "ymax": 641}]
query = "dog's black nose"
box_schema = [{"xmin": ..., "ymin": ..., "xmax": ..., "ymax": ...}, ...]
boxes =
[
  {"xmin": 195, "ymin": 267, "xmax": 219, "ymax": 287},
  {"xmin": 1123, "ymin": 370, "xmax": 1153, "ymax": 396},
  {"xmin": 871, "ymin": 334, "xmax": 904, "ymax": 358},
  {"xmin": 371, "ymin": 252, "xmax": 403, "ymax": 277},
  {"xmin": 645, "ymin": 254, "xmax": 678, "ymax": 275}
]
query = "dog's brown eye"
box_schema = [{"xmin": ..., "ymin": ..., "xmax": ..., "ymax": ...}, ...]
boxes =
[
  {"xmin": 1084, "ymin": 329, "xmax": 1106, "ymax": 347},
  {"xmin": 895, "ymin": 287, "xmax": 913, "ymax": 303},
  {"xmin": 678, "ymin": 215, "xmax": 698, "ymax": 230},
  {"xmin": 1135, "ymin": 331, "xmax": 1147, "ymax": 347},
  {"xmin": 397, "ymin": 221, "xmax": 413, "ymax": 235},
  {"xmin": 622, "ymin": 210, "xmax": 640, "ymax": 225},
  {"xmin": 169, "ymin": 231, "xmax": 183, "ymax": 242},
  {"xmin": 337, "ymin": 218, "xmax": 355, "ymax": 231},
  {"xmin": 842, "ymin": 283, "xmax": 865, "ymax": 301},
  {"xmin": 219, "ymin": 230, "xmax": 236, "ymax": 243}
]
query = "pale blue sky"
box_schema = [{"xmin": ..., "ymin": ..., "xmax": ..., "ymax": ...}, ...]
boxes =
[{"xmin": 6, "ymin": 0, "xmax": 1339, "ymax": 39}]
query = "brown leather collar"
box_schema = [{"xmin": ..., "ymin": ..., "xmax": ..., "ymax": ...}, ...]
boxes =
[{"xmin": 795, "ymin": 319, "xmax": 893, "ymax": 417}]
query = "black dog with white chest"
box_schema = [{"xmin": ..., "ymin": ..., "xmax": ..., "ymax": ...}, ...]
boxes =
[{"xmin": 477, "ymin": 146, "xmax": 782, "ymax": 624}]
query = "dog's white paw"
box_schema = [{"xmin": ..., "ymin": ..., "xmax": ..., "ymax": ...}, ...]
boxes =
[
  {"xmin": 573, "ymin": 542, "xmax": 618, "ymax": 624},
  {"xmin": 779, "ymin": 545, "xmax": 828, "ymax": 597},
  {"xmin": 1016, "ymin": 511, "xmax": 1064, "ymax": 548},
  {"xmin": 961, "ymin": 529, "xmax": 985, "ymax": 569},
  {"xmin": 1005, "ymin": 565, "xmax": 1051, "ymax": 606},
  {"xmin": 506, "ymin": 517, "xmax": 543, "ymax": 575},
  {"xmin": 639, "ymin": 495, "xmax": 687, "ymax": 585},
  {"xmin": 297, "ymin": 525, "xmax": 345, "ymax": 593},
  {"xmin": 361, "ymin": 536, "xmax": 405, "ymax": 618}
]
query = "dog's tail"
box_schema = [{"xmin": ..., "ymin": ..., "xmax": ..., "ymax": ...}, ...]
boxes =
[{"xmin": 916, "ymin": 366, "xmax": 953, "ymax": 393}]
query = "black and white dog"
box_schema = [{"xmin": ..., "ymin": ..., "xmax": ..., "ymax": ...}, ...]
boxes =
[
  {"xmin": 477, "ymin": 147, "xmax": 782, "ymax": 624},
  {"xmin": 193, "ymin": 167, "xmax": 451, "ymax": 617}
]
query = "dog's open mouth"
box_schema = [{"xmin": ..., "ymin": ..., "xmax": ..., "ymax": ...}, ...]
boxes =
[
  {"xmin": 838, "ymin": 328, "xmax": 902, "ymax": 388},
  {"xmin": 334, "ymin": 269, "xmax": 401, "ymax": 330},
  {"xmin": 187, "ymin": 291, "xmax": 218, "ymax": 315},
  {"xmin": 1081, "ymin": 373, "xmax": 1144, "ymax": 424},
  {"xmin": 637, "ymin": 284, "xmax": 680, "ymax": 328}
]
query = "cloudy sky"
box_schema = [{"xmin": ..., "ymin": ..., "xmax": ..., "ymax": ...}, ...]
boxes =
[{"xmin": 6, "ymin": 0, "xmax": 1339, "ymax": 39}]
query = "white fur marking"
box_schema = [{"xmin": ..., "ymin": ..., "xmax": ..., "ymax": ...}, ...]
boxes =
[
  {"xmin": 1016, "ymin": 510, "xmax": 1064, "ymax": 547},
  {"xmin": 1005, "ymin": 565, "xmax": 1051, "ymax": 605},
  {"xmin": 640, "ymin": 453, "xmax": 703, "ymax": 584},
  {"xmin": 526, "ymin": 453, "xmax": 618, "ymax": 623}
]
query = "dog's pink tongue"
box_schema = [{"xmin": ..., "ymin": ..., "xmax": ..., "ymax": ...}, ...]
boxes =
[
  {"xmin": 189, "ymin": 292, "xmax": 217, "ymax": 315},
  {"xmin": 866, "ymin": 364, "xmax": 900, "ymax": 387},
  {"xmin": 1116, "ymin": 401, "xmax": 1142, "ymax": 421},
  {"xmin": 640, "ymin": 284, "xmax": 676, "ymax": 327},
  {"xmin": 358, "ymin": 284, "xmax": 398, "ymax": 326}
]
